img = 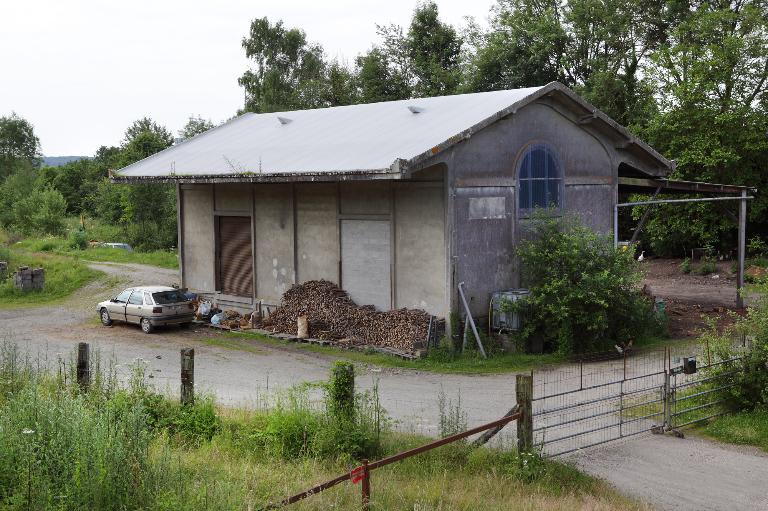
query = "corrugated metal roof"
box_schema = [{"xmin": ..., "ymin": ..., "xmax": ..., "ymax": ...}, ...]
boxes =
[{"xmin": 113, "ymin": 82, "xmax": 673, "ymax": 182}]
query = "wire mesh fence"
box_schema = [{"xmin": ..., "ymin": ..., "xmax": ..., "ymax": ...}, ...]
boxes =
[{"xmin": 532, "ymin": 349, "xmax": 667, "ymax": 456}]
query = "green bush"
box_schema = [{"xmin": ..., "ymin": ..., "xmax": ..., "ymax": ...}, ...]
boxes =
[
  {"xmin": 695, "ymin": 257, "xmax": 718, "ymax": 275},
  {"xmin": 703, "ymin": 282, "xmax": 768, "ymax": 411},
  {"xmin": 510, "ymin": 213, "xmax": 664, "ymax": 354},
  {"xmin": 142, "ymin": 393, "xmax": 221, "ymax": 445},
  {"xmin": 748, "ymin": 236, "xmax": 768, "ymax": 257},
  {"xmin": 680, "ymin": 258, "xmax": 691, "ymax": 274},
  {"xmin": 68, "ymin": 228, "xmax": 88, "ymax": 250}
]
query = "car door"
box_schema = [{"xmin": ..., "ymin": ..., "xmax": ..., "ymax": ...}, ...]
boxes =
[
  {"xmin": 108, "ymin": 289, "xmax": 131, "ymax": 322},
  {"xmin": 124, "ymin": 290, "xmax": 144, "ymax": 324}
]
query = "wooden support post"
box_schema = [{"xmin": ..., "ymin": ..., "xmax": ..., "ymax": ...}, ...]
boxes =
[
  {"xmin": 361, "ymin": 459, "xmax": 370, "ymax": 510},
  {"xmin": 737, "ymin": 190, "xmax": 747, "ymax": 309},
  {"xmin": 516, "ymin": 374, "xmax": 533, "ymax": 453},
  {"xmin": 628, "ymin": 185, "xmax": 663, "ymax": 246},
  {"xmin": 180, "ymin": 348, "xmax": 195, "ymax": 405},
  {"xmin": 76, "ymin": 342, "xmax": 90, "ymax": 390}
]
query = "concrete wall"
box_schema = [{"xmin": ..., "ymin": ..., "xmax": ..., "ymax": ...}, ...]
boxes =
[
  {"xmin": 254, "ymin": 184, "xmax": 295, "ymax": 301},
  {"xmin": 423, "ymin": 100, "xmax": 617, "ymax": 316},
  {"xmin": 181, "ymin": 185, "xmax": 214, "ymax": 293},
  {"xmin": 395, "ymin": 182, "xmax": 446, "ymax": 316},
  {"xmin": 296, "ymin": 183, "xmax": 339, "ymax": 283},
  {"xmin": 214, "ymin": 184, "xmax": 251, "ymax": 212},
  {"xmin": 182, "ymin": 179, "xmax": 447, "ymax": 316}
]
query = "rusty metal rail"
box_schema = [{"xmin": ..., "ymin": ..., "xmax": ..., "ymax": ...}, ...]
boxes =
[{"xmin": 263, "ymin": 410, "xmax": 522, "ymax": 510}]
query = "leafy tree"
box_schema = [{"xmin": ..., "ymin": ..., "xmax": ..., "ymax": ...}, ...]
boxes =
[
  {"xmin": 641, "ymin": 0, "xmax": 768, "ymax": 243},
  {"xmin": 179, "ymin": 116, "xmax": 215, "ymax": 140},
  {"xmin": 239, "ymin": 18, "xmax": 326, "ymax": 112},
  {"xmin": 356, "ymin": 48, "xmax": 411, "ymax": 103},
  {"xmin": 0, "ymin": 162, "xmax": 36, "ymax": 227},
  {"xmin": 115, "ymin": 118, "xmax": 177, "ymax": 250},
  {"xmin": 122, "ymin": 117, "xmax": 174, "ymax": 147},
  {"xmin": 465, "ymin": 0, "xmax": 664, "ymax": 128},
  {"xmin": 119, "ymin": 121, "xmax": 174, "ymax": 167},
  {"xmin": 464, "ymin": 0, "xmax": 567, "ymax": 92},
  {"xmin": 29, "ymin": 187, "xmax": 68, "ymax": 235},
  {"xmin": 37, "ymin": 159, "xmax": 98, "ymax": 215},
  {"xmin": 323, "ymin": 61, "xmax": 360, "ymax": 107},
  {"xmin": 406, "ymin": 1, "xmax": 463, "ymax": 96},
  {"xmin": 0, "ymin": 113, "xmax": 41, "ymax": 179}
]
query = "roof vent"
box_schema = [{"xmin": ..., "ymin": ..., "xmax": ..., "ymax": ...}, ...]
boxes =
[
  {"xmin": 277, "ymin": 116, "xmax": 292, "ymax": 125},
  {"xmin": 407, "ymin": 106, "xmax": 424, "ymax": 114}
]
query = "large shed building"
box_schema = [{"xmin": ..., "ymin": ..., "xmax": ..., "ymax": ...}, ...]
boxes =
[{"xmin": 113, "ymin": 82, "xmax": 676, "ymax": 318}]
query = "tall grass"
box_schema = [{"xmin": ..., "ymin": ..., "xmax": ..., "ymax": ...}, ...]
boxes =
[
  {"xmin": 15, "ymin": 236, "xmax": 178, "ymax": 269},
  {"xmin": 0, "ymin": 342, "xmax": 639, "ymax": 510},
  {"xmin": 0, "ymin": 246, "xmax": 100, "ymax": 307}
]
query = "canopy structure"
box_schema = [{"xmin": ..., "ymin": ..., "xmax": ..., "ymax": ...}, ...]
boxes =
[{"xmin": 617, "ymin": 176, "xmax": 757, "ymax": 309}]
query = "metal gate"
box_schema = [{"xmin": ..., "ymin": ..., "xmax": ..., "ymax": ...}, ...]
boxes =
[
  {"xmin": 532, "ymin": 345, "xmax": 747, "ymax": 457},
  {"xmin": 669, "ymin": 354, "xmax": 744, "ymax": 430},
  {"xmin": 533, "ymin": 349, "xmax": 666, "ymax": 457}
]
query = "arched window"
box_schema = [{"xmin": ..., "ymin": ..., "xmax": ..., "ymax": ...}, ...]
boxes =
[{"xmin": 517, "ymin": 143, "xmax": 563, "ymax": 216}]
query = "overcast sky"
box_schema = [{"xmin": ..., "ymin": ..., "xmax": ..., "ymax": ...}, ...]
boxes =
[{"xmin": 0, "ymin": 0, "xmax": 494, "ymax": 156}]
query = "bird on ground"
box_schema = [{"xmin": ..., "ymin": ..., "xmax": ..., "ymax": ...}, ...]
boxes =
[{"xmin": 637, "ymin": 251, "xmax": 645, "ymax": 262}]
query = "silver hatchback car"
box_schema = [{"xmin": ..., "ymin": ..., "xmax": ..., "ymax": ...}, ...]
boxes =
[{"xmin": 97, "ymin": 286, "xmax": 195, "ymax": 333}]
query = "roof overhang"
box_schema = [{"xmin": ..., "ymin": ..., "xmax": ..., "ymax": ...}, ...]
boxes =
[{"xmin": 109, "ymin": 166, "xmax": 403, "ymax": 185}]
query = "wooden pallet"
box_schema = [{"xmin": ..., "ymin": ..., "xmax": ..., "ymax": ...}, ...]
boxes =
[{"xmin": 194, "ymin": 321, "xmax": 417, "ymax": 359}]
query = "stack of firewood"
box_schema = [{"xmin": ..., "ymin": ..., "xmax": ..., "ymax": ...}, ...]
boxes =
[{"xmin": 263, "ymin": 280, "xmax": 429, "ymax": 352}]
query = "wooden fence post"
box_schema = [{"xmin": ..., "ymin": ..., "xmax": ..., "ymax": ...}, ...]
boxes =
[
  {"xmin": 516, "ymin": 374, "xmax": 533, "ymax": 453},
  {"xmin": 180, "ymin": 348, "xmax": 194, "ymax": 405},
  {"xmin": 361, "ymin": 458, "xmax": 370, "ymax": 510},
  {"xmin": 76, "ymin": 342, "xmax": 90, "ymax": 390}
]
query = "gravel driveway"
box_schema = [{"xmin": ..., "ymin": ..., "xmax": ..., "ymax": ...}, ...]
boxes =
[
  {"xmin": 0, "ymin": 261, "xmax": 519, "ymax": 438},
  {"xmin": 2, "ymin": 260, "xmax": 768, "ymax": 510}
]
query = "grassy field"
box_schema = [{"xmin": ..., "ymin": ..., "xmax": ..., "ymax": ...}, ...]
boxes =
[
  {"xmin": 0, "ymin": 244, "xmax": 102, "ymax": 308},
  {"xmin": 201, "ymin": 330, "xmax": 566, "ymax": 375},
  {"xmin": 15, "ymin": 236, "xmax": 178, "ymax": 269},
  {"xmin": 0, "ymin": 343, "xmax": 641, "ymax": 511},
  {"xmin": 698, "ymin": 408, "xmax": 768, "ymax": 452}
]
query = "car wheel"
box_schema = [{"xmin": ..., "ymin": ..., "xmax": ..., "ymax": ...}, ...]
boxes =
[
  {"xmin": 100, "ymin": 308, "xmax": 113, "ymax": 326},
  {"xmin": 140, "ymin": 318, "xmax": 154, "ymax": 334}
]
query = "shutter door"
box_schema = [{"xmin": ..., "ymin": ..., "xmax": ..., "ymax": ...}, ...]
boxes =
[
  {"xmin": 217, "ymin": 216, "xmax": 253, "ymax": 297},
  {"xmin": 341, "ymin": 219, "xmax": 391, "ymax": 310}
]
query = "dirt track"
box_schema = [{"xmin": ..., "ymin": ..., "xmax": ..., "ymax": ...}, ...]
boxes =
[
  {"xmin": 570, "ymin": 434, "xmax": 768, "ymax": 511},
  {"xmin": 2, "ymin": 260, "xmax": 768, "ymax": 510}
]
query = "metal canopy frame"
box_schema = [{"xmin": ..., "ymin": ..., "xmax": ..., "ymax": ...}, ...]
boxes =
[{"xmin": 616, "ymin": 177, "xmax": 754, "ymax": 309}]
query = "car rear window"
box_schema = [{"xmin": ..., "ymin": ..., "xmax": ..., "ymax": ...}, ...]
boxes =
[{"xmin": 152, "ymin": 290, "xmax": 188, "ymax": 304}]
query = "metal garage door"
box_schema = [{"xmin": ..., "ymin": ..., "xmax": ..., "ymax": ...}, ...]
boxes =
[
  {"xmin": 216, "ymin": 216, "xmax": 253, "ymax": 297},
  {"xmin": 341, "ymin": 219, "xmax": 391, "ymax": 310}
]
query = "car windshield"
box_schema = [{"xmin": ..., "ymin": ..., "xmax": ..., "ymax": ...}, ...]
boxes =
[{"xmin": 152, "ymin": 290, "xmax": 188, "ymax": 304}]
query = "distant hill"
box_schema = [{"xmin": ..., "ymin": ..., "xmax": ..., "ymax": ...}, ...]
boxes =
[{"xmin": 42, "ymin": 156, "xmax": 89, "ymax": 167}]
